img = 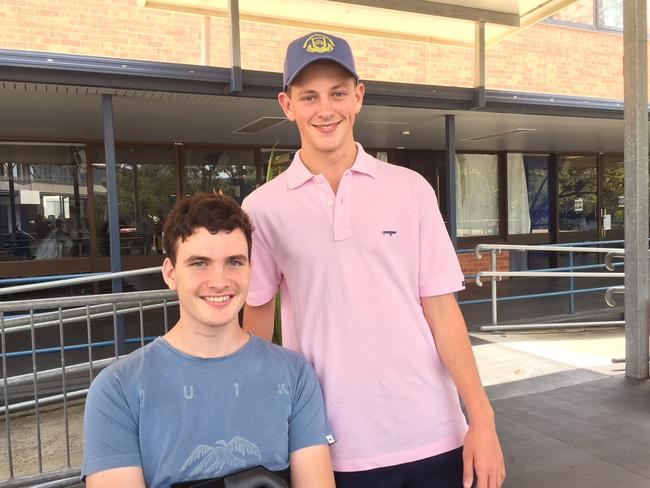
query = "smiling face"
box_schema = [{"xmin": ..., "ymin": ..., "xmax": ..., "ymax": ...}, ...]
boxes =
[
  {"xmin": 162, "ymin": 227, "xmax": 250, "ymax": 334},
  {"xmin": 278, "ymin": 61, "xmax": 364, "ymax": 162}
]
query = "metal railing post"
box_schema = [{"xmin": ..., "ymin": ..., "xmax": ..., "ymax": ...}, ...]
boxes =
[
  {"xmin": 58, "ymin": 307, "xmax": 71, "ymax": 468},
  {"xmin": 1, "ymin": 312, "xmax": 14, "ymax": 479},
  {"xmin": 491, "ymin": 249, "xmax": 498, "ymax": 326},
  {"xmin": 29, "ymin": 310, "xmax": 43, "ymax": 473}
]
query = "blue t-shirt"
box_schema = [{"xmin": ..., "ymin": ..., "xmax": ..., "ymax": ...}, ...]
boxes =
[{"xmin": 82, "ymin": 334, "xmax": 333, "ymax": 488}]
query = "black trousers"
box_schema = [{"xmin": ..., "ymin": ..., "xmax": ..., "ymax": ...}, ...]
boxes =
[{"xmin": 334, "ymin": 447, "xmax": 469, "ymax": 488}]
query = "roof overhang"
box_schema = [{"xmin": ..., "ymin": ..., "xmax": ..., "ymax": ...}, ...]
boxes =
[
  {"xmin": 138, "ymin": 0, "xmax": 577, "ymax": 47},
  {"xmin": 0, "ymin": 77, "xmax": 633, "ymax": 154}
]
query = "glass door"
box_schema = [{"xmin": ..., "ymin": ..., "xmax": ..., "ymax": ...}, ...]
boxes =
[
  {"xmin": 600, "ymin": 155, "xmax": 624, "ymax": 240},
  {"xmin": 557, "ymin": 155, "xmax": 599, "ymax": 243}
]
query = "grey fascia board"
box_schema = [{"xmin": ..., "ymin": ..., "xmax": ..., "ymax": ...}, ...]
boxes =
[
  {"xmin": 0, "ymin": 49, "xmax": 642, "ymax": 118},
  {"xmin": 485, "ymin": 89, "xmax": 628, "ymax": 119},
  {"xmin": 363, "ymin": 80, "xmax": 473, "ymax": 109},
  {"xmin": 0, "ymin": 66, "xmax": 234, "ymax": 95},
  {"xmin": 0, "ymin": 48, "xmax": 230, "ymax": 83}
]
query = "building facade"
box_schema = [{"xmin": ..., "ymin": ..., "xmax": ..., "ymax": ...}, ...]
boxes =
[{"xmin": 0, "ymin": 0, "xmax": 644, "ymax": 278}]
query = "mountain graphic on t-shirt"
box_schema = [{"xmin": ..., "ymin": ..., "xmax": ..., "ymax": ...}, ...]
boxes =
[{"xmin": 180, "ymin": 436, "xmax": 262, "ymax": 479}]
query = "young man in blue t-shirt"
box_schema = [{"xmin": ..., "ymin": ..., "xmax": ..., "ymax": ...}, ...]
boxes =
[{"xmin": 82, "ymin": 193, "xmax": 335, "ymax": 488}]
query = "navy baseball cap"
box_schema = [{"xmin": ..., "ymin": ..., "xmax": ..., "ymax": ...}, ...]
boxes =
[{"xmin": 283, "ymin": 32, "xmax": 359, "ymax": 91}]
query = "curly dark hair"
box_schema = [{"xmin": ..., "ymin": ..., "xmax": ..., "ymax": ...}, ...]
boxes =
[{"xmin": 162, "ymin": 193, "xmax": 253, "ymax": 265}]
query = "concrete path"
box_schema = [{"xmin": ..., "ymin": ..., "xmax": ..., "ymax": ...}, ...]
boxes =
[{"xmin": 473, "ymin": 327, "xmax": 650, "ymax": 488}]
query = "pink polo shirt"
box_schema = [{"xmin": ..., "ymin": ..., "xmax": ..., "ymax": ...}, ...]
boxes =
[{"xmin": 242, "ymin": 144, "xmax": 467, "ymax": 472}]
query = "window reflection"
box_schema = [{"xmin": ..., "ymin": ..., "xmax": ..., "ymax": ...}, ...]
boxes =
[
  {"xmin": 596, "ymin": 0, "xmax": 622, "ymax": 30},
  {"xmin": 559, "ymin": 155, "xmax": 598, "ymax": 232},
  {"xmin": 90, "ymin": 146, "xmax": 176, "ymax": 256},
  {"xmin": 184, "ymin": 149, "xmax": 256, "ymax": 203},
  {"xmin": 602, "ymin": 156, "xmax": 624, "ymax": 230},
  {"xmin": 508, "ymin": 154, "xmax": 550, "ymax": 235},
  {"xmin": 0, "ymin": 144, "xmax": 90, "ymax": 261},
  {"xmin": 261, "ymin": 148, "xmax": 293, "ymax": 182},
  {"xmin": 548, "ymin": 0, "xmax": 595, "ymax": 26},
  {"xmin": 456, "ymin": 154, "xmax": 499, "ymax": 237}
]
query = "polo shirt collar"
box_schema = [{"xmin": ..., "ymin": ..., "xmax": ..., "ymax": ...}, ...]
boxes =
[{"xmin": 285, "ymin": 143, "xmax": 377, "ymax": 190}]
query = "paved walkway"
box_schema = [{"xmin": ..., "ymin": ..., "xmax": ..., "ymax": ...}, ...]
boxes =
[{"xmin": 472, "ymin": 327, "xmax": 650, "ymax": 488}]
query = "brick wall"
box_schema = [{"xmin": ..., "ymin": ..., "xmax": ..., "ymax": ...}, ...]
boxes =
[
  {"xmin": 458, "ymin": 251, "xmax": 510, "ymax": 281},
  {"xmin": 0, "ymin": 0, "xmax": 205, "ymax": 64},
  {"xmin": 487, "ymin": 23, "xmax": 625, "ymax": 99},
  {"xmin": 0, "ymin": 0, "xmax": 640, "ymax": 99}
]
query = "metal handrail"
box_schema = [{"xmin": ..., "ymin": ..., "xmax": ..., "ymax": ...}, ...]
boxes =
[
  {"xmin": 475, "ymin": 270, "xmax": 625, "ymax": 286},
  {"xmin": 0, "ymin": 468, "xmax": 81, "ymax": 488},
  {"xmin": 605, "ymin": 250, "xmax": 626, "ymax": 271},
  {"xmin": 480, "ymin": 320, "xmax": 625, "ymax": 331},
  {"xmin": 2, "ymin": 300, "xmax": 178, "ymax": 334},
  {"xmin": 605, "ymin": 286, "xmax": 625, "ymax": 307},
  {"xmin": 0, "ymin": 265, "xmax": 162, "ymax": 296},
  {"xmin": 0, "ymin": 289, "xmax": 176, "ymax": 312},
  {"xmin": 472, "ymin": 241, "xmax": 628, "ymax": 330},
  {"xmin": 604, "ymin": 249, "xmax": 650, "ymax": 271},
  {"xmin": 474, "ymin": 243, "xmax": 624, "ymax": 258}
]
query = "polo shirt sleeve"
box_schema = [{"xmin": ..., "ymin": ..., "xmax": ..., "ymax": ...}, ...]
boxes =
[
  {"xmin": 288, "ymin": 358, "xmax": 335, "ymax": 453},
  {"xmin": 242, "ymin": 198, "xmax": 282, "ymax": 306},
  {"xmin": 82, "ymin": 369, "xmax": 142, "ymax": 477},
  {"xmin": 417, "ymin": 176, "xmax": 465, "ymax": 297}
]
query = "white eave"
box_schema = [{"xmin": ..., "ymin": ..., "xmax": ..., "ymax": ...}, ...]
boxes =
[{"xmin": 137, "ymin": 0, "xmax": 578, "ymax": 47}]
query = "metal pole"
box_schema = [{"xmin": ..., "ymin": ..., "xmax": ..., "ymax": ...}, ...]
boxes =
[
  {"xmin": 491, "ymin": 249, "xmax": 497, "ymax": 325},
  {"xmin": 623, "ymin": 0, "xmax": 650, "ymax": 379},
  {"xmin": 1, "ymin": 312, "xmax": 14, "ymax": 478},
  {"xmin": 101, "ymin": 94, "xmax": 125, "ymax": 355},
  {"xmin": 569, "ymin": 251, "xmax": 575, "ymax": 313},
  {"xmin": 228, "ymin": 0, "xmax": 242, "ymax": 92},
  {"xmin": 445, "ymin": 114, "xmax": 457, "ymax": 249},
  {"xmin": 7, "ymin": 163, "xmax": 16, "ymax": 231},
  {"xmin": 473, "ymin": 21, "xmax": 486, "ymax": 108}
]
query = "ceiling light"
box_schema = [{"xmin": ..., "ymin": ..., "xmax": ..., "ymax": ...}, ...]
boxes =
[
  {"xmin": 461, "ymin": 128, "xmax": 536, "ymax": 142},
  {"xmin": 402, "ymin": 130, "xmax": 410, "ymax": 135},
  {"xmin": 232, "ymin": 117, "xmax": 286, "ymax": 134},
  {"xmin": 363, "ymin": 120, "xmax": 408, "ymax": 125}
]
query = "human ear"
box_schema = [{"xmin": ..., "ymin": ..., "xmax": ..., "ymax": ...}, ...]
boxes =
[
  {"xmin": 162, "ymin": 257, "xmax": 177, "ymax": 291},
  {"xmin": 278, "ymin": 91, "xmax": 296, "ymax": 122},
  {"xmin": 354, "ymin": 82, "xmax": 365, "ymax": 114}
]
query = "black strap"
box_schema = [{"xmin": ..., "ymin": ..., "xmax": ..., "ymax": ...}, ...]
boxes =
[{"xmin": 171, "ymin": 466, "xmax": 290, "ymax": 488}]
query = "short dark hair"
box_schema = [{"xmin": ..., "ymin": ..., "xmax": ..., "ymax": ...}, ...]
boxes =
[{"xmin": 163, "ymin": 193, "xmax": 253, "ymax": 265}]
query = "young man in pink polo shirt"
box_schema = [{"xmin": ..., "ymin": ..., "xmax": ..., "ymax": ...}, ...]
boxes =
[{"xmin": 242, "ymin": 32, "xmax": 505, "ymax": 488}]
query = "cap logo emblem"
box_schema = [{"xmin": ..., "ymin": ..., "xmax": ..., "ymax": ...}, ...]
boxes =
[{"xmin": 303, "ymin": 34, "xmax": 335, "ymax": 54}]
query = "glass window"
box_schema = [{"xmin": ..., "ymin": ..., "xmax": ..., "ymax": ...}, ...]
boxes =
[
  {"xmin": 0, "ymin": 144, "xmax": 90, "ymax": 261},
  {"xmin": 456, "ymin": 154, "xmax": 499, "ymax": 237},
  {"xmin": 507, "ymin": 154, "xmax": 550, "ymax": 235},
  {"xmin": 261, "ymin": 148, "xmax": 294, "ymax": 182},
  {"xmin": 602, "ymin": 155, "xmax": 624, "ymax": 230},
  {"xmin": 548, "ymin": 0, "xmax": 595, "ymax": 26},
  {"xmin": 90, "ymin": 146, "xmax": 176, "ymax": 256},
  {"xmin": 184, "ymin": 149, "xmax": 257, "ymax": 203},
  {"xmin": 596, "ymin": 0, "xmax": 623, "ymax": 30},
  {"xmin": 558, "ymin": 155, "xmax": 598, "ymax": 232}
]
